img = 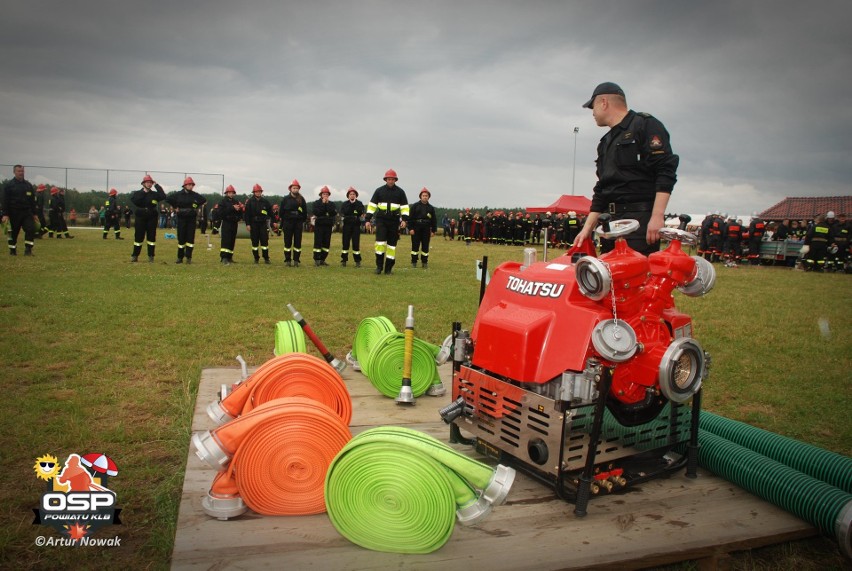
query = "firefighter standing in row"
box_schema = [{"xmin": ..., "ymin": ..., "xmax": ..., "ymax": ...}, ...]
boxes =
[
  {"xmin": 35, "ymin": 184, "xmax": 47, "ymax": 236},
  {"xmin": 722, "ymin": 216, "xmax": 743, "ymax": 266},
  {"xmin": 340, "ymin": 186, "xmax": 364, "ymax": 267},
  {"xmin": 103, "ymin": 188, "xmax": 123, "ymax": 240},
  {"xmin": 746, "ymin": 212, "xmax": 766, "ymax": 265},
  {"xmin": 803, "ymin": 213, "xmax": 832, "ymax": 272},
  {"xmin": 312, "ymin": 186, "xmax": 336, "ymax": 266},
  {"xmin": 216, "ymin": 185, "xmax": 243, "ymax": 265},
  {"xmin": 365, "ymin": 168, "xmax": 408, "ymax": 275},
  {"xmin": 1, "ymin": 164, "xmax": 38, "ymax": 256},
  {"xmin": 130, "ymin": 174, "xmax": 167, "ymax": 263},
  {"xmin": 409, "ymin": 187, "xmax": 437, "ymax": 268},
  {"xmin": 563, "ymin": 211, "xmax": 580, "ymax": 247},
  {"xmin": 49, "ymin": 186, "xmax": 73, "ymax": 239},
  {"xmin": 280, "ymin": 180, "xmax": 307, "ymax": 266},
  {"xmin": 244, "ymin": 183, "xmax": 272, "ymax": 264},
  {"xmin": 166, "ymin": 177, "xmax": 206, "ymax": 264},
  {"xmin": 829, "ymin": 212, "xmax": 849, "ymax": 272}
]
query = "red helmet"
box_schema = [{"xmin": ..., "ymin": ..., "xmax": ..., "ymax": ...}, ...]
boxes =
[
  {"xmin": 109, "ymin": 188, "xmax": 117, "ymax": 196},
  {"xmin": 384, "ymin": 169, "xmax": 398, "ymax": 181},
  {"xmin": 252, "ymin": 183, "xmax": 263, "ymax": 192},
  {"xmin": 346, "ymin": 186, "xmax": 358, "ymax": 198},
  {"xmin": 319, "ymin": 186, "xmax": 331, "ymax": 196},
  {"xmin": 289, "ymin": 179, "xmax": 301, "ymax": 190},
  {"xmin": 419, "ymin": 187, "xmax": 431, "ymax": 198},
  {"xmin": 50, "ymin": 187, "xmax": 60, "ymax": 195},
  {"xmin": 183, "ymin": 176, "xmax": 195, "ymax": 187},
  {"xmin": 225, "ymin": 185, "xmax": 236, "ymax": 194},
  {"xmin": 141, "ymin": 174, "xmax": 154, "ymax": 184},
  {"xmin": 37, "ymin": 184, "xmax": 46, "ymax": 191}
]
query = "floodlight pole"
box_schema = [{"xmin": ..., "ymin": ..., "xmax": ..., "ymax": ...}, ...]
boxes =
[{"xmin": 571, "ymin": 126, "xmax": 579, "ymax": 195}]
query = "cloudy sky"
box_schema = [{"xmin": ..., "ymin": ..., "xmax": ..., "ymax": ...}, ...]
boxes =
[{"xmin": 2, "ymin": 1, "xmax": 850, "ymax": 217}]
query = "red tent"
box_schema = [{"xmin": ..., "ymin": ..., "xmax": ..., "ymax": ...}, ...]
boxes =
[{"xmin": 526, "ymin": 195, "xmax": 592, "ymax": 215}]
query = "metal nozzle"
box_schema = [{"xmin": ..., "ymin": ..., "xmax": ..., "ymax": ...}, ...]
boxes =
[
  {"xmin": 330, "ymin": 358, "xmax": 347, "ymax": 374},
  {"xmin": 235, "ymin": 355, "xmax": 248, "ymax": 380},
  {"xmin": 395, "ymin": 383, "xmax": 415, "ymax": 405}
]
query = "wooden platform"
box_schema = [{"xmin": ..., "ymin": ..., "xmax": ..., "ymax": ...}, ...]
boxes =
[{"xmin": 171, "ymin": 365, "xmax": 817, "ymax": 570}]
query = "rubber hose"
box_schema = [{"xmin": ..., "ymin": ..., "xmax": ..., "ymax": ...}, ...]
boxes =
[
  {"xmin": 231, "ymin": 397, "xmax": 352, "ymax": 515},
  {"xmin": 700, "ymin": 411, "xmax": 852, "ymax": 494},
  {"xmin": 274, "ymin": 320, "xmax": 307, "ymax": 356},
  {"xmin": 698, "ymin": 430, "xmax": 851, "ymax": 551},
  {"xmin": 325, "ymin": 426, "xmax": 496, "ymax": 553},
  {"xmin": 352, "ymin": 316, "xmax": 396, "ymax": 363},
  {"xmin": 361, "ymin": 331, "xmax": 440, "ymax": 398},
  {"xmin": 219, "ymin": 353, "xmax": 352, "ymax": 424}
]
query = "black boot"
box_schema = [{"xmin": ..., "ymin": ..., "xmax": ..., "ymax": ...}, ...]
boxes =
[
  {"xmin": 131, "ymin": 255, "xmax": 138, "ymax": 263},
  {"xmin": 384, "ymin": 258, "xmax": 395, "ymax": 275},
  {"xmin": 24, "ymin": 245, "xmax": 33, "ymax": 256}
]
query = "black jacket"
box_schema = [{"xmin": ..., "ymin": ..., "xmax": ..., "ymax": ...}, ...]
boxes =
[
  {"xmin": 409, "ymin": 201, "xmax": 437, "ymax": 232},
  {"xmin": 166, "ymin": 188, "xmax": 206, "ymax": 218},
  {"xmin": 280, "ymin": 193, "xmax": 308, "ymax": 222},
  {"xmin": 312, "ymin": 199, "xmax": 336, "ymax": 226},
  {"xmin": 243, "ymin": 195, "xmax": 273, "ymax": 223},
  {"xmin": 2, "ymin": 177, "xmax": 36, "ymax": 214},
  {"xmin": 366, "ymin": 185, "xmax": 409, "ymax": 223},
  {"xmin": 130, "ymin": 184, "xmax": 167, "ymax": 218}
]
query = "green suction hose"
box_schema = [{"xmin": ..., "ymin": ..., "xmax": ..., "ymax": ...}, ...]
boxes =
[
  {"xmin": 700, "ymin": 411, "xmax": 852, "ymax": 494},
  {"xmin": 359, "ymin": 331, "xmax": 441, "ymax": 398},
  {"xmin": 273, "ymin": 320, "xmax": 307, "ymax": 356},
  {"xmin": 698, "ymin": 430, "xmax": 852, "ymax": 557},
  {"xmin": 324, "ymin": 426, "xmax": 515, "ymax": 554}
]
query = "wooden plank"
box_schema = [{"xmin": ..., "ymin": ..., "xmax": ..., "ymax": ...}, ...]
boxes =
[{"xmin": 172, "ymin": 366, "xmax": 818, "ymax": 570}]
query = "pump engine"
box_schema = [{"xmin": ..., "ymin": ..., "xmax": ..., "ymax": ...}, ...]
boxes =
[{"xmin": 442, "ymin": 215, "xmax": 715, "ymax": 514}]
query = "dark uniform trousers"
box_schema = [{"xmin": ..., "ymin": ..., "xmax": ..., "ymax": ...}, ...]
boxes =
[
  {"xmin": 313, "ymin": 222, "xmax": 333, "ymax": 262},
  {"xmin": 176, "ymin": 214, "xmax": 198, "ymax": 260},
  {"xmin": 282, "ymin": 220, "xmax": 302, "ymax": 262},
  {"xmin": 410, "ymin": 222, "xmax": 432, "ymax": 265},
  {"xmin": 133, "ymin": 210, "xmax": 159, "ymax": 258},
  {"xmin": 250, "ymin": 219, "xmax": 270, "ymax": 261},
  {"xmin": 341, "ymin": 218, "xmax": 361, "ymax": 263},
  {"xmin": 599, "ymin": 205, "xmax": 657, "ymax": 257},
  {"xmin": 219, "ymin": 220, "xmax": 238, "ymax": 261},
  {"xmin": 7, "ymin": 210, "xmax": 36, "ymax": 253}
]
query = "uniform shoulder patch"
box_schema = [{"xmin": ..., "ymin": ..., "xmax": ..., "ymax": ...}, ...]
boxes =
[{"xmin": 649, "ymin": 135, "xmax": 663, "ymax": 150}]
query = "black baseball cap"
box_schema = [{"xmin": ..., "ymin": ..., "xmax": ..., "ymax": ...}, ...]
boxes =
[{"xmin": 582, "ymin": 82, "xmax": 625, "ymax": 108}]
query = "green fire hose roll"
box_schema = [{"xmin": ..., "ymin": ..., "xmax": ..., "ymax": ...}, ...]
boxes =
[
  {"xmin": 325, "ymin": 427, "xmax": 492, "ymax": 553},
  {"xmin": 360, "ymin": 331, "xmax": 441, "ymax": 398},
  {"xmin": 273, "ymin": 320, "xmax": 307, "ymax": 356},
  {"xmin": 352, "ymin": 316, "xmax": 396, "ymax": 362},
  {"xmin": 699, "ymin": 411, "xmax": 852, "ymax": 494}
]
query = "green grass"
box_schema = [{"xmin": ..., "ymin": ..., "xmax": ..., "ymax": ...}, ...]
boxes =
[{"xmin": 1, "ymin": 228, "xmax": 849, "ymax": 570}]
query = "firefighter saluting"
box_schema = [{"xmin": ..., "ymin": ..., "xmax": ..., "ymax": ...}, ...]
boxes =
[
  {"xmin": 409, "ymin": 187, "xmax": 437, "ymax": 268},
  {"xmin": 244, "ymin": 183, "xmax": 273, "ymax": 264},
  {"xmin": 365, "ymin": 169, "xmax": 409, "ymax": 275},
  {"xmin": 130, "ymin": 174, "xmax": 167, "ymax": 263},
  {"xmin": 340, "ymin": 186, "xmax": 364, "ymax": 267},
  {"xmin": 165, "ymin": 177, "xmax": 206, "ymax": 264}
]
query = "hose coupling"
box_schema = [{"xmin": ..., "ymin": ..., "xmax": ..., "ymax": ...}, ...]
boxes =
[
  {"xmin": 201, "ymin": 491, "xmax": 248, "ymax": 521},
  {"xmin": 435, "ymin": 335, "xmax": 453, "ymax": 365},
  {"xmin": 439, "ymin": 396, "xmax": 468, "ymax": 424},
  {"xmin": 192, "ymin": 431, "xmax": 230, "ymax": 470},
  {"xmin": 456, "ymin": 496, "xmax": 493, "ymax": 526},
  {"xmin": 345, "ymin": 350, "xmax": 361, "ymax": 372},
  {"xmin": 481, "ymin": 464, "xmax": 516, "ymax": 506},
  {"xmin": 206, "ymin": 400, "xmax": 235, "ymax": 427}
]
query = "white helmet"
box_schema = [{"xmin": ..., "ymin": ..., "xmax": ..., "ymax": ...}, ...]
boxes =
[{"xmin": 827, "ymin": 211, "xmax": 836, "ymax": 219}]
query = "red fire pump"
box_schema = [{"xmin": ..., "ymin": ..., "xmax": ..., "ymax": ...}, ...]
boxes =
[{"xmin": 440, "ymin": 214, "xmax": 716, "ymax": 515}]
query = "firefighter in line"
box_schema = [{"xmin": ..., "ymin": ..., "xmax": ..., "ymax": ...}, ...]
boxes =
[
  {"xmin": 35, "ymin": 184, "xmax": 48, "ymax": 236},
  {"xmin": 130, "ymin": 174, "xmax": 167, "ymax": 263},
  {"xmin": 722, "ymin": 215, "xmax": 743, "ymax": 267},
  {"xmin": 802, "ymin": 213, "xmax": 832, "ymax": 272},
  {"xmin": 340, "ymin": 186, "xmax": 364, "ymax": 267},
  {"xmin": 103, "ymin": 188, "xmax": 123, "ymax": 240},
  {"xmin": 829, "ymin": 212, "xmax": 849, "ymax": 272},
  {"xmin": 409, "ymin": 187, "xmax": 437, "ymax": 268},
  {"xmin": 244, "ymin": 183, "xmax": 273, "ymax": 264},
  {"xmin": 216, "ymin": 185, "xmax": 243, "ymax": 265},
  {"xmin": 166, "ymin": 177, "xmax": 206, "ymax": 264},
  {"xmin": 365, "ymin": 168, "xmax": 409, "ymax": 275},
  {"xmin": 746, "ymin": 212, "xmax": 766, "ymax": 265},
  {"xmin": 564, "ymin": 211, "xmax": 580, "ymax": 248},
  {"xmin": 280, "ymin": 179, "xmax": 307, "ymax": 267},
  {"xmin": 1, "ymin": 164, "xmax": 38, "ymax": 256},
  {"xmin": 312, "ymin": 186, "xmax": 336, "ymax": 266},
  {"xmin": 49, "ymin": 186, "xmax": 73, "ymax": 239}
]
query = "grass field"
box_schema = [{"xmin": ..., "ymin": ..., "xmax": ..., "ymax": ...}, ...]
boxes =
[{"xmin": 1, "ymin": 227, "xmax": 849, "ymax": 570}]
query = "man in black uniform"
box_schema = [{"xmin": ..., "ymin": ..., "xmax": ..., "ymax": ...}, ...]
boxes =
[
  {"xmin": 103, "ymin": 188, "xmax": 123, "ymax": 240},
  {"xmin": 574, "ymin": 82, "xmax": 679, "ymax": 256},
  {"xmin": 746, "ymin": 212, "xmax": 766, "ymax": 265},
  {"xmin": 340, "ymin": 186, "xmax": 364, "ymax": 267},
  {"xmin": 243, "ymin": 183, "xmax": 273, "ymax": 264},
  {"xmin": 803, "ymin": 213, "xmax": 832, "ymax": 272},
  {"xmin": 35, "ymin": 184, "xmax": 48, "ymax": 236},
  {"xmin": 280, "ymin": 179, "xmax": 307, "ymax": 267},
  {"xmin": 166, "ymin": 177, "xmax": 206, "ymax": 264},
  {"xmin": 49, "ymin": 187, "xmax": 73, "ymax": 239},
  {"xmin": 130, "ymin": 174, "xmax": 167, "ymax": 263},
  {"xmin": 216, "ymin": 185, "xmax": 243, "ymax": 265},
  {"xmin": 312, "ymin": 186, "xmax": 336, "ymax": 266},
  {"xmin": 722, "ymin": 216, "xmax": 743, "ymax": 267},
  {"xmin": 365, "ymin": 168, "xmax": 409, "ymax": 275},
  {"xmin": 2, "ymin": 164, "xmax": 38, "ymax": 256},
  {"xmin": 829, "ymin": 213, "xmax": 849, "ymax": 272},
  {"xmin": 409, "ymin": 187, "xmax": 437, "ymax": 268},
  {"xmin": 564, "ymin": 211, "xmax": 580, "ymax": 248}
]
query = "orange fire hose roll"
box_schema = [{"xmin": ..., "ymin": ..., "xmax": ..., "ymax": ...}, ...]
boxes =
[
  {"xmin": 201, "ymin": 397, "xmax": 352, "ymax": 516},
  {"xmin": 212, "ymin": 353, "xmax": 352, "ymax": 426}
]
